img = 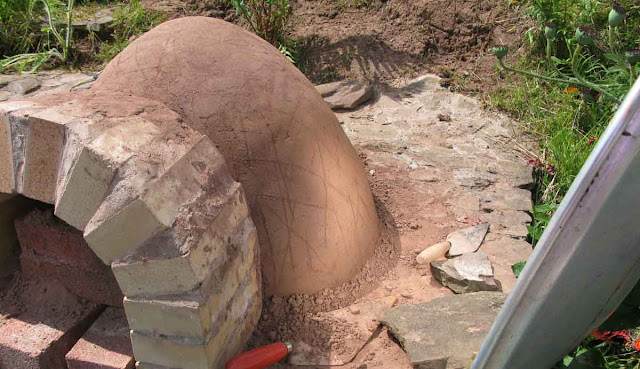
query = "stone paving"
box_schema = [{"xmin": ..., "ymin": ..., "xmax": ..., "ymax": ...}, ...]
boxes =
[
  {"xmin": 0, "ymin": 72, "xmax": 96, "ymax": 102},
  {"xmin": 0, "ymin": 71, "xmax": 535, "ymax": 369},
  {"xmin": 335, "ymin": 74, "xmax": 534, "ymax": 294}
]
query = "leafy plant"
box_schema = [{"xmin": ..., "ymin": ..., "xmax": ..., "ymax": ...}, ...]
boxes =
[
  {"xmin": 492, "ymin": 13, "xmax": 636, "ymax": 104},
  {"xmin": 511, "ymin": 261, "xmax": 526, "ymax": 277},
  {"xmin": 0, "ymin": 0, "xmax": 40, "ymax": 57},
  {"xmin": 527, "ymin": 203, "xmax": 559, "ymax": 246},
  {"xmin": 94, "ymin": 0, "xmax": 165, "ymax": 63},
  {"xmin": 0, "ymin": 0, "xmax": 74, "ymax": 73},
  {"xmin": 230, "ymin": 0, "xmax": 293, "ymax": 60},
  {"xmin": 497, "ymin": 2, "xmax": 640, "ymax": 366}
]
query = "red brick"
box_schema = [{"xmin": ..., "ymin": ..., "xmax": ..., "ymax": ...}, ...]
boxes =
[
  {"xmin": 0, "ymin": 276, "xmax": 104, "ymax": 369},
  {"xmin": 14, "ymin": 208, "xmax": 102, "ymax": 269},
  {"xmin": 21, "ymin": 255, "xmax": 123, "ymax": 307},
  {"xmin": 15, "ymin": 208, "xmax": 124, "ymax": 306},
  {"xmin": 66, "ymin": 307, "xmax": 135, "ymax": 369}
]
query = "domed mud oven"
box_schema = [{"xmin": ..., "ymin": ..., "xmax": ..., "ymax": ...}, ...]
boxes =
[{"xmin": 0, "ymin": 17, "xmax": 382, "ymax": 369}]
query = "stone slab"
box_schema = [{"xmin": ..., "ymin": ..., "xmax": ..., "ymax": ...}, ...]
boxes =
[
  {"xmin": 479, "ymin": 237, "xmax": 532, "ymax": 293},
  {"xmin": 316, "ymin": 80, "xmax": 374, "ymax": 110},
  {"xmin": 0, "ymin": 278, "xmax": 104, "ymax": 369},
  {"xmin": 382, "ymin": 292, "xmax": 506, "ymax": 369},
  {"xmin": 430, "ymin": 252, "xmax": 500, "ymax": 294},
  {"xmin": 66, "ymin": 307, "xmax": 134, "ymax": 369},
  {"xmin": 480, "ymin": 187, "xmax": 532, "ymax": 212},
  {"xmin": 447, "ymin": 223, "xmax": 489, "ymax": 256},
  {"xmin": 7, "ymin": 77, "xmax": 41, "ymax": 95}
]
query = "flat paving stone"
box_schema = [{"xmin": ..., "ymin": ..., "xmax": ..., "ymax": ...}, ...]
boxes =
[
  {"xmin": 430, "ymin": 252, "xmax": 500, "ymax": 294},
  {"xmin": 0, "ymin": 277, "xmax": 104, "ymax": 369},
  {"xmin": 7, "ymin": 77, "xmax": 41, "ymax": 95},
  {"xmin": 447, "ymin": 223, "xmax": 489, "ymax": 256},
  {"xmin": 382, "ymin": 292, "xmax": 506, "ymax": 369},
  {"xmin": 66, "ymin": 307, "xmax": 134, "ymax": 369}
]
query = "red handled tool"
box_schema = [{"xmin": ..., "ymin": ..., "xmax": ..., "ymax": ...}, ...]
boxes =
[{"xmin": 225, "ymin": 342, "xmax": 293, "ymax": 369}]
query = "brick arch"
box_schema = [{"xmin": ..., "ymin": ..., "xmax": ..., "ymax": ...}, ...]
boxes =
[{"xmin": 0, "ymin": 92, "xmax": 261, "ymax": 369}]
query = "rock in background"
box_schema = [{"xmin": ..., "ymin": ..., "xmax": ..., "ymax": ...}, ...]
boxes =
[
  {"xmin": 430, "ymin": 252, "xmax": 500, "ymax": 294},
  {"xmin": 316, "ymin": 80, "xmax": 374, "ymax": 110}
]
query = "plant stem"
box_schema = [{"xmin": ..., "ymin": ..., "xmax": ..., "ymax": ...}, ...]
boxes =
[
  {"xmin": 499, "ymin": 58, "xmax": 574, "ymax": 84},
  {"xmin": 546, "ymin": 38, "xmax": 552, "ymax": 66},
  {"xmin": 571, "ymin": 44, "xmax": 621, "ymax": 103},
  {"xmin": 64, "ymin": 0, "xmax": 74, "ymax": 62},
  {"xmin": 608, "ymin": 25, "xmax": 616, "ymax": 54}
]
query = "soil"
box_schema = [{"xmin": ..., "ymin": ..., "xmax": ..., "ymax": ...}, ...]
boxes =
[{"xmin": 140, "ymin": 0, "xmax": 530, "ymax": 94}]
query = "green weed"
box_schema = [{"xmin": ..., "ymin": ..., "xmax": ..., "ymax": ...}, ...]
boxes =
[
  {"xmin": 230, "ymin": 0, "xmax": 292, "ymax": 47},
  {"xmin": 1, "ymin": 0, "xmax": 75, "ymax": 73},
  {"xmin": 94, "ymin": 0, "xmax": 165, "ymax": 64}
]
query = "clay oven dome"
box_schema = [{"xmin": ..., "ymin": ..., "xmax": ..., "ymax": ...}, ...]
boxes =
[{"xmin": 94, "ymin": 17, "xmax": 381, "ymax": 296}]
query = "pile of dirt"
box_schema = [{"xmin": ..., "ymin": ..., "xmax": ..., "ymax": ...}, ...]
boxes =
[{"xmin": 249, "ymin": 194, "xmax": 401, "ymax": 362}]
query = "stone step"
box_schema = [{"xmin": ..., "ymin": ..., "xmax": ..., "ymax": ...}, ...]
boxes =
[
  {"xmin": 66, "ymin": 307, "xmax": 135, "ymax": 369},
  {"xmin": 0, "ymin": 277, "xmax": 104, "ymax": 369}
]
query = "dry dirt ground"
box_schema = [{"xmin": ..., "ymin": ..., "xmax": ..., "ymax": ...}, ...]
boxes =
[{"xmin": 142, "ymin": 0, "xmax": 530, "ymax": 93}]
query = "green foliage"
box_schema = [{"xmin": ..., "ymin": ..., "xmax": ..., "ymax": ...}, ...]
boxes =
[
  {"xmin": 93, "ymin": 0, "xmax": 165, "ymax": 63},
  {"xmin": 0, "ymin": 0, "xmax": 39, "ymax": 57},
  {"xmin": 497, "ymin": 0, "xmax": 639, "ymax": 104},
  {"xmin": 0, "ymin": 0, "xmax": 74, "ymax": 73},
  {"xmin": 230, "ymin": 0, "xmax": 291, "ymax": 45},
  {"xmin": 511, "ymin": 261, "xmax": 526, "ymax": 277},
  {"xmin": 230, "ymin": 0, "xmax": 293, "ymax": 61},
  {"xmin": 527, "ymin": 203, "xmax": 559, "ymax": 246}
]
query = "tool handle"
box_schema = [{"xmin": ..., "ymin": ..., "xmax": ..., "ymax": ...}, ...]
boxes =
[{"xmin": 225, "ymin": 342, "xmax": 292, "ymax": 369}]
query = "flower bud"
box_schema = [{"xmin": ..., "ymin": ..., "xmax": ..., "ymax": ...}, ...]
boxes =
[
  {"xmin": 625, "ymin": 50, "xmax": 640, "ymax": 66},
  {"xmin": 492, "ymin": 45, "xmax": 508, "ymax": 60},
  {"xmin": 576, "ymin": 25, "xmax": 596, "ymax": 46},
  {"xmin": 608, "ymin": 5, "xmax": 626, "ymax": 27},
  {"xmin": 544, "ymin": 23, "xmax": 557, "ymax": 41}
]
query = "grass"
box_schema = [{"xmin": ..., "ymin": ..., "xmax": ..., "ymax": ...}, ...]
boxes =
[
  {"xmin": 0, "ymin": 0, "xmax": 165, "ymax": 71},
  {"xmin": 92, "ymin": 0, "xmax": 164, "ymax": 63},
  {"xmin": 0, "ymin": 0, "xmax": 42, "ymax": 57},
  {"xmin": 73, "ymin": 0, "xmax": 110, "ymax": 20},
  {"xmin": 489, "ymin": 71, "xmax": 610, "ymax": 206}
]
